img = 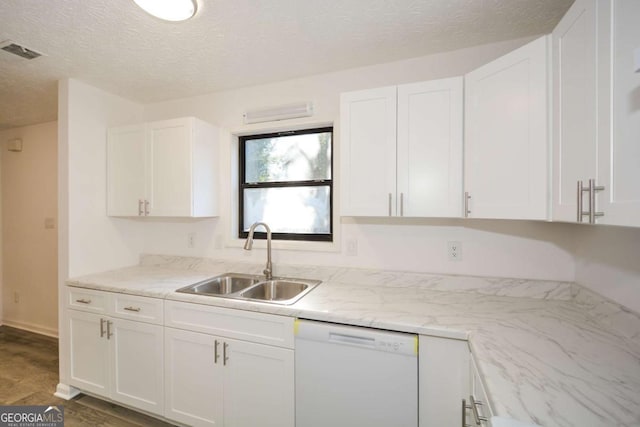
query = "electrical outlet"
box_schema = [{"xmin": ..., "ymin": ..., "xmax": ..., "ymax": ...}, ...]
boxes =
[
  {"xmin": 346, "ymin": 238, "xmax": 358, "ymax": 256},
  {"xmin": 187, "ymin": 232, "xmax": 196, "ymax": 248},
  {"xmin": 448, "ymin": 241, "xmax": 462, "ymax": 261}
]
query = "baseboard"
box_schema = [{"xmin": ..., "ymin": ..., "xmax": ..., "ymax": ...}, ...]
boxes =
[
  {"xmin": 2, "ymin": 319, "xmax": 58, "ymax": 338},
  {"xmin": 54, "ymin": 383, "xmax": 80, "ymax": 400}
]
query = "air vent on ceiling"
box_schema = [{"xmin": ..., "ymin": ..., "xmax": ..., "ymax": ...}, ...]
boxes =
[
  {"xmin": 0, "ymin": 40, "xmax": 44, "ymax": 60},
  {"xmin": 243, "ymin": 102, "xmax": 314, "ymax": 124}
]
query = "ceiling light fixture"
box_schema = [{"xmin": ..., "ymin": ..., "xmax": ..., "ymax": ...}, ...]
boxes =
[{"xmin": 133, "ymin": 0, "xmax": 197, "ymax": 22}]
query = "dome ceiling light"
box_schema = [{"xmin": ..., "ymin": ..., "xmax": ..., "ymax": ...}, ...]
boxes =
[{"xmin": 133, "ymin": 0, "xmax": 198, "ymax": 22}]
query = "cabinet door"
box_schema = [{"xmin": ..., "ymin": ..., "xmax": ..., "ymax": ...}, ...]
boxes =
[
  {"xmin": 551, "ymin": 0, "xmax": 600, "ymax": 222},
  {"xmin": 419, "ymin": 336, "xmax": 469, "ymax": 427},
  {"xmin": 147, "ymin": 118, "xmax": 193, "ymax": 216},
  {"xmin": 600, "ymin": 0, "xmax": 640, "ymax": 227},
  {"xmin": 164, "ymin": 328, "xmax": 223, "ymax": 427},
  {"xmin": 223, "ymin": 338, "xmax": 294, "ymax": 427},
  {"xmin": 465, "ymin": 36, "xmax": 549, "ymax": 220},
  {"xmin": 340, "ymin": 86, "xmax": 397, "ymax": 216},
  {"xmin": 68, "ymin": 310, "xmax": 110, "ymax": 397},
  {"xmin": 397, "ymin": 77, "xmax": 463, "ymax": 217},
  {"xmin": 107, "ymin": 125, "xmax": 146, "ymax": 216},
  {"xmin": 110, "ymin": 318, "xmax": 164, "ymax": 414}
]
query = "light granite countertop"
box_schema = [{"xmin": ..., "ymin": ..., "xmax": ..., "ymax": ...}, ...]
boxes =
[{"xmin": 66, "ymin": 255, "xmax": 640, "ymax": 427}]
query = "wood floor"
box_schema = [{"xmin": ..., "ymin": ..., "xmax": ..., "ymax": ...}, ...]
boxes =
[{"xmin": 0, "ymin": 325, "xmax": 175, "ymax": 426}]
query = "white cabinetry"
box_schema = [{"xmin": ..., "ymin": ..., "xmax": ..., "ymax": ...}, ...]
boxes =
[
  {"xmin": 464, "ymin": 355, "xmax": 494, "ymax": 426},
  {"xmin": 419, "ymin": 335, "xmax": 470, "ymax": 427},
  {"xmin": 67, "ymin": 288, "xmax": 164, "ymax": 415},
  {"xmin": 551, "ymin": 0, "xmax": 603, "ymax": 223},
  {"xmin": 464, "ymin": 36, "xmax": 550, "ymax": 220},
  {"xmin": 164, "ymin": 301, "xmax": 294, "ymax": 427},
  {"xmin": 107, "ymin": 117, "xmax": 219, "ymax": 217},
  {"xmin": 340, "ymin": 77, "xmax": 464, "ymax": 217},
  {"xmin": 603, "ymin": 0, "xmax": 640, "ymax": 227},
  {"xmin": 552, "ymin": 0, "xmax": 640, "ymax": 227}
]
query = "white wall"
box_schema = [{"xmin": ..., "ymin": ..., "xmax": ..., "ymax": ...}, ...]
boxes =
[
  {"xmin": 1, "ymin": 121, "xmax": 58, "ymax": 336},
  {"xmin": 62, "ymin": 79, "xmax": 145, "ymax": 278},
  {"xmin": 139, "ymin": 36, "xmax": 577, "ymax": 281}
]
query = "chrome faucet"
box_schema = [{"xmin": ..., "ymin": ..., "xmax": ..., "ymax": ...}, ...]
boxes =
[{"xmin": 243, "ymin": 222, "xmax": 273, "ymax": 280}]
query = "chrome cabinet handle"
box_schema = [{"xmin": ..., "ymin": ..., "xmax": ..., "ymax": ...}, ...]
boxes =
[
  {"xmin": 76, "ymin": 298, "xmax": 91, "ymax": 304},
  {"xmin": 400, "ymin": 192, "xmax": 404, "ymax": 217},
  {"xmin": 578, "ymin": 180, "xmax": 590, "ymax": 222},
  {"xmin": 588, "ymin": 178, "xmax": 604, "ymax": 224},
  {"xmin": 469, "ymin": 395, "xmax": 488, "ymax": 425},
  {"xmin": 388, "ymin": 193, "xmax": 392, "ymax": 216},
  {"xmin": 223, "ymin": 342, "xmax": 229, "ymax": 366},
  {"xmin": 138, "ymin": 199, "xmax": 144, "ymax": 216},
  {"xmin": 123, "ymin": 306, "xmax": 141, "ymax": 312},
  {"xmin": 100, "ymin": 318, "xmax": 106, "ymax": 338},
  {"xmin": 462, "ymin": 399, "xmax": 471, "ymax": 427},
  {"xmin": 464, "ymin": 192, "xmax": 471, "ymax": 217},
  {"xmin": 214, "ymin": 340, "xmax": 220, "ymax": 364},
  {"xmin": 144, "ymin": 199, "xmax": 150, "ymax": 216},
  {"xmin": 106, "ymin": 320, "xmax": 113, "ymax": 339},
  {"xmin": 577, "ymin": 181, "xmax": 584, "ymax": 222}
]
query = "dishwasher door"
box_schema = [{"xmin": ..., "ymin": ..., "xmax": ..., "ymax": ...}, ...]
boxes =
[{"xmin": 295, "ymin": 319, "xmax": 418, "ymax": 427}]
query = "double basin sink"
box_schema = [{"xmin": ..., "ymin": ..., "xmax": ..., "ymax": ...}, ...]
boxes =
[{"xmin": 176, "ymin": 273, "xmax": 321, "ymax": 305}]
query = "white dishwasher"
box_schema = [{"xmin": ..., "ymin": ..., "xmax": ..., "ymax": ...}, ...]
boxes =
[{"xmin": 295, "ymin": 319, "xmax": 418, "ymax": 427}]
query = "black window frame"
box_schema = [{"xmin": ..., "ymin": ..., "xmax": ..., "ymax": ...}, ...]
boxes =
[{"xmin": 238, "ymin": 126, "xmax": 334, "ymax": 242}]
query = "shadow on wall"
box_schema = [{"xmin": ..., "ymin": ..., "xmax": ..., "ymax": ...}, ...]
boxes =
[
  {"xmin": 340, "ymin": 216, "xmax": 579, "ymax": 253},
  {"xmin": 574, "ymin": 224, "xmax": 640, "ymax": 275}
]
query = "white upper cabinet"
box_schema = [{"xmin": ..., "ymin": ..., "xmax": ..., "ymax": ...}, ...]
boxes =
[
  {"xmin": 340, "ymin": 78, "xmax": 463, "ymax": 217},
  {"xmin": 107, "ymin": 117, "xmax": 219, "ymax": 218},
  {"xmin": 107, "ymin": 124, "xmax": 146, "ymax": 217},
  {"xmin": 600, "ymin": 0, "xmax": 640, "ymax": 227},
  {"xmin": 551, "ymin": 0, "xmax": 601, "ymax": 223},
  {"xmin": 552, "ymin": 0, "xmax": 640, "ymax": 227},
  {"xmin": 464, "ymin": 36, "xmax": 550, "ymax": 220},
  {"xmin": 397, "ymin": 78, "xmax": 464, "ymax": 217},
  {"xmin": 340, "ymin": 86, "xmax": 397, "ymax": 217}
]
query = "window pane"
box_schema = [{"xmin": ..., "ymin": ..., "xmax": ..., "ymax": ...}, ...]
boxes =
[
  {"xmin": 244, "ymin": 131, "xmax": 332, "ymax": 183},
  {"xmin": 243, "ymin": 186, "xmax": 331, "ymax": 234}
]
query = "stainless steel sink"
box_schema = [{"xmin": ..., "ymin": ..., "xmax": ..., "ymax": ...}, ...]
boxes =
[
  {"xmin": 176, "ymin": 274, "xmax": 320, "ymax": 305},
  {"xmin": 176, "ymin": 273, "xmax": 261, "ymax": 296},
  {"xmin": 239, "ymin": 279, "xmax": 320, "ymax": 304}
]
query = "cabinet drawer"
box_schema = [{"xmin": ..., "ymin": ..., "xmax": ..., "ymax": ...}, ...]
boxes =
[
  {"xmin": 68, "ymin": 287, "xmax": 109, "ymax": 314},
  {"xmin": 112, "ymin": 293, "xmax": 164, "ymax": 325},
  {"xmin": 165, "ymin": 300, "xmax": 294, "ymax": 349}
]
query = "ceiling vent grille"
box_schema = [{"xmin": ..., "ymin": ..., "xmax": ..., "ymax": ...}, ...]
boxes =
[
  {"xmin": 243, "ymin": 102, "xmax": 314, "ymax": 124},
  {"xmin": 0, "ymin": 40, "xmax": 43, "ymax": 60}
]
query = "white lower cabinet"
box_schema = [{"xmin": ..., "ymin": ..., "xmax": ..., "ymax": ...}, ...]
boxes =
[
  {"xmin": 164, "ymin": 301, "xmax": 295, "ymax": 427},
  {"xmin": 67, "ymin": 290, "xmax": 164, "ymax": 415},
  {"xmin": 419, "ymin": 335, "xmax": 470, "ymax": 427},
  {"xmin": 466, "ymin": 355, "xmax": 494, "ymax": 426}
]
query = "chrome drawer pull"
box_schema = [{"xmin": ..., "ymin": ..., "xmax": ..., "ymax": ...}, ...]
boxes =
[
  {"xmin": 106, "ymin": 320, "xmax": 113, "ymax": 339},
  {"xmin": 100, "ymin": 318, "xmax": 106, "ymax": 338},
  {"xmin": 124, "ymin": 306, "xmax": 141, "ymax": 312},
  {"xmin": 214, "ymin": 340, "xmax": 220, "ymax": 364},
  {"xmin": 75, "ymin": 298, "xmax": 91, "ymax": 304},
  {"xmin": 223, "ymin": 342, "xmax": 229, "ymax": 366}
]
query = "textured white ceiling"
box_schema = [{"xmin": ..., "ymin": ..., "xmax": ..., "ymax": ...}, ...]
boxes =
[{"xmin": 0, "ymin": 0, "xmax": 573, "ymax": 130}]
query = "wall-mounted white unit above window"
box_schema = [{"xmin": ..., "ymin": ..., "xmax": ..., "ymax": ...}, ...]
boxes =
[{"xmin": 243, "ymin": 102, "xmax": 314, "ymax": 124}]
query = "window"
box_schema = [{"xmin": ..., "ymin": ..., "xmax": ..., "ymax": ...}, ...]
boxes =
[{"xmin": 239, "ymin": 127, "xmax": 333, "ymax": 242}]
